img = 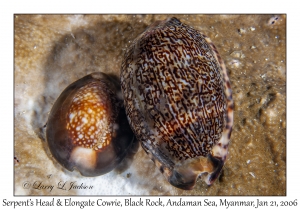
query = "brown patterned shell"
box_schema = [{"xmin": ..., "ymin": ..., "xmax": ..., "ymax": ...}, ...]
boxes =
[
  {"xmin": 46, "ymin": 73, "xmax": 134, "ymax": 176},
  {"xmin": 121, "ymin": 17, "xmax": 233, "ymax": 190}
]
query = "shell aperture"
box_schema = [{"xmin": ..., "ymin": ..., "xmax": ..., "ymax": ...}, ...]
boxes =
[
  {"xmin": 46, "ymin": 72, "xmax": 134, "ymax": 176},
  {"xmin": 121, "ymin": 17, "xmax": 233, "ymax": 190}
]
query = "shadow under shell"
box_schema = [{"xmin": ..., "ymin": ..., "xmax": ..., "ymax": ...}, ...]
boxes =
[{"xmin": 46, "ymin": 72, "xmax": 134, "ymax": 176}]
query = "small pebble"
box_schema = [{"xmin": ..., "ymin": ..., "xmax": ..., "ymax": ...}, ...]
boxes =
[
  {"xmin": 249, "ymin": 172, "xmax": 256, "ymax": 178},
  {"xmin": 249, "ymin": 27, "xmax": 255, "ymax": 31}
]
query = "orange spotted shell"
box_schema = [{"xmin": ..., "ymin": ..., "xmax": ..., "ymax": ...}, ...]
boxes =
[
  {"xmin": 46, "ymin": 73, "xmax": 134, "ymax": 176},
  {"xmin": 121, "ymin": 17, "xmax": 233, "ymax": 189}
]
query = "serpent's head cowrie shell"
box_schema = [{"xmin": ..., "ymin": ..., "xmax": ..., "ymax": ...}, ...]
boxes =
[{"xmin": 46, "ymin": 72, "xmax": 134, "ymax": 176}]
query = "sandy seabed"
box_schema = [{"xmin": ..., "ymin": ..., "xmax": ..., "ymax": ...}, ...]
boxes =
[{"xmin": 14, "ymin": 14, "xmax": 286, "ymax": 195}]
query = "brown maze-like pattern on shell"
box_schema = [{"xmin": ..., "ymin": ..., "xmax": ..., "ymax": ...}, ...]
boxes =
[{"xmin": 121, "ymin": 17, "xmax": 232, "ymax": 167}]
